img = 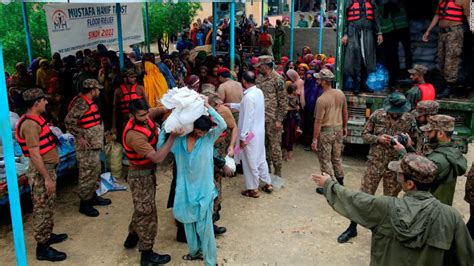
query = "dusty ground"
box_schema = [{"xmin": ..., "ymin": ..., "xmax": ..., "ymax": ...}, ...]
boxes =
[{"xmin": 0, "ymin": 144, "xmax": 472, "ymax": 266}]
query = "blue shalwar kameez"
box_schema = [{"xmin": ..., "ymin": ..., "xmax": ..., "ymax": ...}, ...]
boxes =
[{"xmin": 158, "ymin": 107, "xmax": 226, "ymax": 266}]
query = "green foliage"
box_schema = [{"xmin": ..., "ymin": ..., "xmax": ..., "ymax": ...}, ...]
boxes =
[
  {"xmin": 0, "ymin": 3, "xmax": 50, "ymax": 73},
  {"xmin": 147, "ymin": 2, "xmax": 201, "ymax": 40}
]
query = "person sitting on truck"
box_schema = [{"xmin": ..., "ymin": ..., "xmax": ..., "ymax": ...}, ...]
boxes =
[{"xmin": 406, "ymin": 64, "xmax": 436, "ymax": 108}]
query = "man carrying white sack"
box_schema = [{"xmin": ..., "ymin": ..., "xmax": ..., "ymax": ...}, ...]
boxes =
[{"xmin": 229, "ymin": 71, "xmax": 273, "ymax": 198}]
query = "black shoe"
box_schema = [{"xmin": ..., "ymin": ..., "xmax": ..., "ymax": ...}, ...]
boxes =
[
  {"xmin": 316, "ymin": 187, "xmax": 324, "ymax": 195},
  {"xmin": 140, "ymin": 250, "xmax": 171, "ymax": 265},
  {"xmin": 48, "ymin": 233, "xmax": 68, "ymax": 245},
  {"xmin": 123, "ymin": 233, "xmax": 139, "ymax": 249},
  {"xmin": 36, "ymin": 244, "xmax": 67, "ymax": 262},
  {"xmin": 337, "ymin": 226, "xmax": 358, "ymax": 243},
  {"xmin": 79, "ymin": 200, "xmax": 99, "ymax": 217},
  {"xmin": 91, "ymin": 194, "xmax": 112, "ymax": 206},
  {"xmin": 214, "ymin": 224, "xmax": 227, "ymax": 235}
]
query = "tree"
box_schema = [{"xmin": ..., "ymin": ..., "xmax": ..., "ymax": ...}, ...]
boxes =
[
  {"xmin": 146, "ymin": 2, "xmax": 201, "ymax": 59},
  {"xmin": 0, "ymin": 3, "xmax": 50, "ymax": 73}
]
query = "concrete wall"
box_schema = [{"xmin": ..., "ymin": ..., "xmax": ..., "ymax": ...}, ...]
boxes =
[{"xmin": 268, "ymin": 27, "xmax": 337, "ymax": 60}]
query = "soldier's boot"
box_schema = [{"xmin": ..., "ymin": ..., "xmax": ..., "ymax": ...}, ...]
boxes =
[
  {"xmin": 467, "ymin": 216, "xmax": 474, "ymax": 239},
  {"xmin": 48, "ymin": 233, "xmax": 68, "ymax": 245},
  {"xmin": 79, "ymin": 200, "xmax": 99, "ymax": 217},
  {"xmin": 36, "ymin": 243, "xmax": 67, "ymax": 262},
  {"xmin": 90, "ymin": 193, "xmax": 112, "ymax": 206},
  {"xmin": 214, "ymin": 224, "xmax": 227, "ymax": 235},
  {"xmin": 336, "ymin": 177, "xmax": 344, "ymax": 186},
  {"xmin": 140, "ymin": 250, "xmax": 171, "ymax": 265},
  {"xmin": 123, "ymin": 233, "xmax": 139, "ymax": 249},
  {"xmin": 337, "ymin": 221, "xmax": 358, "ymax": 243},
  {"xmin": 438, "ymin": 83, "xmax": 454, "ymax": 98},
  {"xmin": 274, "ymin": 166, "xmax": 282, "ymax": 177}
]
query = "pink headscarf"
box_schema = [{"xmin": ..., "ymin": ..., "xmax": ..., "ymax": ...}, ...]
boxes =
[{"xmin": 286, "ymin": 69, "xmax": 300, "ymax": 82}]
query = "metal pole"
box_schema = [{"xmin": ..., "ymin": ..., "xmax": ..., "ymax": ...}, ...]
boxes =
[
  {"xmin": 290, "ymin": 0, "xmax": 295, "ymax": 61},
  {"xmin": 116, "ymin": 3, "xmax": 124, "ymax": 70},
  {"xmin": 335, "ymin": 0, "xmax": 346, "ymax": 89},
  {"xmin": 0, "ymin": 44, "xmax": 27, "ymax": 266},
  {"xmin": 230, "ymin": 0, "xmax": 235, "ymax": 70},
  {"xmin": 21, "ymin": 2, "xmax": 33, "ymax": 64},
  {"xmin": 212, "ymin": 2, "xmax": 218, "ymax": 57},
  {"xmin": 318, "ymin": 0, "xmax": 324, "ymax": 54},
  {"xmin": 261, "ymin": 0, "xmax": 265, "ymax": 31},
  {"xmin": 145, "ymin": 2, "xmax": 151, "ymax": 53}
]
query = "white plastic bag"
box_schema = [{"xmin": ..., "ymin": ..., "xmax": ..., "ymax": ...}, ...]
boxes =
[{"xmin": 225, "ymin": 155, "xmax": 236, "ymax": 172}]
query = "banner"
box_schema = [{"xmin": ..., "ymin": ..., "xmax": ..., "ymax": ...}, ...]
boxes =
[{"xmin": 44, "ymin": 3, "xmax": 144, "ymax": 56}]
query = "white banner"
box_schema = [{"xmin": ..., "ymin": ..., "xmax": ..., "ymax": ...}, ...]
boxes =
[{"xmin": 44, "ymin": 3, "xmax": 144, "ymax": 56}]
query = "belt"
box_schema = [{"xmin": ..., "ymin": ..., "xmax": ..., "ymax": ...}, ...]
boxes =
[
  {"xmin": 128, "ymin": 168, "xmax": 154, "ymax": 177},
  {"xmin": 44, "ymin": 163, "xmax": 57, "ymax": 170},
  {"xmin": 440, "ymin": 25, "xmax": 462, "ymax": 33},
  {"xmin": 320, "ymin": 126, "xmax": 342, "ymax": 132}
]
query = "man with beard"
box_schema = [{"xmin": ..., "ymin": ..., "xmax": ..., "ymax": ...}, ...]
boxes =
[
  {"xmin": 312, "ymin": 153, "xmax": 474, "ymax": 265},
  {"xmin": 65, "ymin": 79, "xmax": 111, "ymax": 217},
  {"xmin": 337, "ymin": 92, "xmax": 415, "ymax": 243},
  {"xmin": 403, "ymin": 100, "xmax": 439, "ymax": 155},
  {"xmin": 122, "ymin": 99, "xmax": 180, "ymax": 265},
  {"xmin": 405, "ymin": 65, "xmax": 436, "ymax": 109},
  {"xmin": 74, "ymin": 57, "xmax": 98, "ymax": 94},
  {"xmin": 394, "ymin": 115, "xmax": 467, "ymax": 206}
]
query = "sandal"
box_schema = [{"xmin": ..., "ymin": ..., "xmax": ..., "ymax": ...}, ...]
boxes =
[
  {"xmin": 261, "ymin": 184, "xmax": 273, "ymax": 194},
  {"xmin": 182, "ymin": 253, "xmax": 203, "ymax": 261},
  {"xmin": 241, "ymin": 189, "xmax": 260, "ymax": 198}
]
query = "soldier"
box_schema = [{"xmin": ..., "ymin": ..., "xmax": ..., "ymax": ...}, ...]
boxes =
[
  {"xmin": 112, "ymin": 68, "xmax": 147, "ymax": 142},
  {"xmin": 311, "ymin": 69, "xmax": 348, "ymax": 194},
  {"xmin": 65, "ymin": 79, "xmax": 111, "ymax": 217},
  {"xmin": 255, "ymin": 55, "xmax": 288, "ymax": 177},
  {"xmin": 465, "ymin": 163, "xmax": 474, "ymax": 237},
  {"xmin": 74, "ymin": 57, "xmax": 98, "ymax": 94},
  {"xmin": 405, "ymin": 100, "xmax": 439, "ymax": 154},
  {"xmin": 405, "ymin": 64, "xmax": 436, "ymax": 108},
  {"xmin": 15, "ymin": 88, "xmax": 67, "ymax": 261},
  {"xmin": 312, "ymin": 153, "xmax": 474, "ymax": 265},
  {"xmin": 122, "ymin": 99, "xmax": 179, "ymax": 265},
  {"xmin": 422, "ymin": 0, "xmax": 471, "ymax": 97},
  {"xmin": 394, "ymin": 115, "xmax": 467, "ymax": 206},
  {"xmin": 337, "ymin": 92, "xmax": 415, "ymax": 243}
]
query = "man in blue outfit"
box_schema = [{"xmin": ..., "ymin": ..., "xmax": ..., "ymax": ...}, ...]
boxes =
[{"xmin": 158, "ymin": 95, "xmax": 227, "ymax": 265}]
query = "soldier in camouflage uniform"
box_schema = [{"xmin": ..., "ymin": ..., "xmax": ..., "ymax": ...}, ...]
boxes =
[
  {"xmin": 16, "ymin": 89, "xmax": 67, "ymax": 261},
  {"xmin": 65, "ymin": 79, "xmax": 111, "ymax": 217},
  {"xmin": 255, "ymin": 55, "xmax": 288, "ymax": 177},
  {"xmin": 465, "ymin": 162, "xmax": 474, "ymax": 238},
  {"xmin": 406, "ymin": 100, "xmax": 439, "ymax": 154},
  {"xmin": 337, "ymin": 92, "xmax": 415, "ymax": 243}
]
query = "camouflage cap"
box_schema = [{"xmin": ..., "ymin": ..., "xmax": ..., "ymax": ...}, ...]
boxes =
[
  {"xmin": 420, "ymin": 114, "xmax": 455, "ymax": 132},
  {"xmin": 122, "ymin": 68, "xmax": 137, "ymax": 77},
  {"xmin": 314, "ymin": 69, "xmax": 335, "ymax": 81},
  {"xmin": 254, "ymin": 55, "xmax": 274, "ymax": 67},
  {"xmin": 408, "ymin": 64, "xmax": 428, "ymax": 75},
  {"xmin": 82, "ymin": 79, "xmax": 103, "ymax": 90},
  {"xmin": 384, "ymin": 92, "xmax": 411, "ymax": 114},
  {"xmin": 84, "ymin": 57, "xmax": 98, "ymax": 67},
  {"xmin": 388, "ymin": 153, "xmax": 438, "ymax": 184},
  {"xmin": 413, "ymin": 100, "xmax": 439, "ymax": 116},
  {"xmin": 22, "ymin": 88, "xmax": 45, "ymax": 102}
]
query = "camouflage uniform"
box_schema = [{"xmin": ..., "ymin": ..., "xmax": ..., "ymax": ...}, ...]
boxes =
[
  {"xmin": 465, "ymin": 162, "xmax": 474, "ymax": 205},
  {"xmin": 361, "ymin": 93, "xmax": 415, "ymax": 196},
  {"xmin": 128, "ymin": 170, "xmax": 157, "ymax": 250},
  {"xmin": 29, "ymin": 166, "xmax": 58, "ymax": 244},
  {"xmin": 213, "ymin": 129, "xmax": 230, "ymax": 213},
  {"xmin": 65, "ymin": 79, "xmax": 104, "ymax": 201},
  {"xmin": 410, "ymin": 100, "xmax": 439, "ymax": 155},
  {"xmin": 438, "ymin": 26, "xmax": 463, "ymax": 83},
  {"xmin": 256, "ymin": 56, "xmax": 288, "ymax": 176}
]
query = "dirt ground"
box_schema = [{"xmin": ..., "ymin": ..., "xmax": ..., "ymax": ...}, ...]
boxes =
[{"xmin": 0, "ymin": 144, "xmax": 472, "ymax": 266}]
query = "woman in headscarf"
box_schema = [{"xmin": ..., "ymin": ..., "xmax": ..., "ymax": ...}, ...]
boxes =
[
  {"xmin": 302, "ymin": 70, "xmax": 323, "ymax": 147},
  {"xmin": 303, "ymin": 53, "xmax": 314, "ymax": 65},
  {"xmin": 185, "ymin": 74, "xmax": 201, "ymax": 92},
  {"xmin": 143, "ymin": 60, "xmax": 169, "ymax": 107},
  {"xmin": 286, "ymin": 69, "xmax": 305, "ymax": 109},
  {"xmin": 52, "ymin": 52, "xmax": 63, "ymax": 72},
  {"xmin": 297, "ymin": 46, "xmax": 312, "ymax": 64},
  {"xmin": 297, "ymin": 63, "xmax": 310, "ymax": 79},
  {"xmin": 28, "ymin": 57, "xmax": 42, "ymax": 82},
  {"xmin": 36, "ymin": 59, "xmax": 58, "ymax": 91}
]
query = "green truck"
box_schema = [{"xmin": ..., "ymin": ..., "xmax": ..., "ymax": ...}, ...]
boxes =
[{"xmin": 334, "ymin": 0, "xmax": 474, "ymax": 153}]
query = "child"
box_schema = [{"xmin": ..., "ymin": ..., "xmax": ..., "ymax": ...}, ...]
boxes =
[{"xmin": 282, "ymin": 84, "xmax": 301, "ymax": 161}]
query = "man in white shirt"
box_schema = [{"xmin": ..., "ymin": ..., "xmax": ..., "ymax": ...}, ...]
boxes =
[{"xmin": 229, "ymin": 71, "xmax": 272, "ymax": 198}]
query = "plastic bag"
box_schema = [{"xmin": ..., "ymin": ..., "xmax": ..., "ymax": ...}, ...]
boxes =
[
  {"xmin": 225, "ymin": 155, "xmax": 236, "ymax": 172},
  {"xmin": 96, "ymin": 172, "xmax": 127, "ymax": 196},
  {"xmin": 104, "ymin": 132, "xmax": 123, "ymax": 178}
]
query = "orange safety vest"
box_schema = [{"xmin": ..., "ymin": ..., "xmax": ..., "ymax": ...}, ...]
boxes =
[
  {"xmin": 418, "ymin": 83, "xmax": 436, "ymax": 104},
  {"xmin": 347, "ymin": 0, "xmax": 374, "ymax": 22},
  {"xmin": 259, "ymin": 33, "xmax": 272, "ymax": 47},
  {"xmin": 122, "ymin": 118, "xmax": 158, "ymax": 166},
  {"xmin": 15, "ymin": 115, "xmax": 57, "ymax": 157},
  {"xmin": 119, "ymin": 84, "xmax": 142, "ymax": 115},
  {"xmin": 68, "ymin": 95, "xmax": 101, "ymax": 129},
  {"xmin": 438, "ymin": 0, "xmax": 464, "ymax": 22}
]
